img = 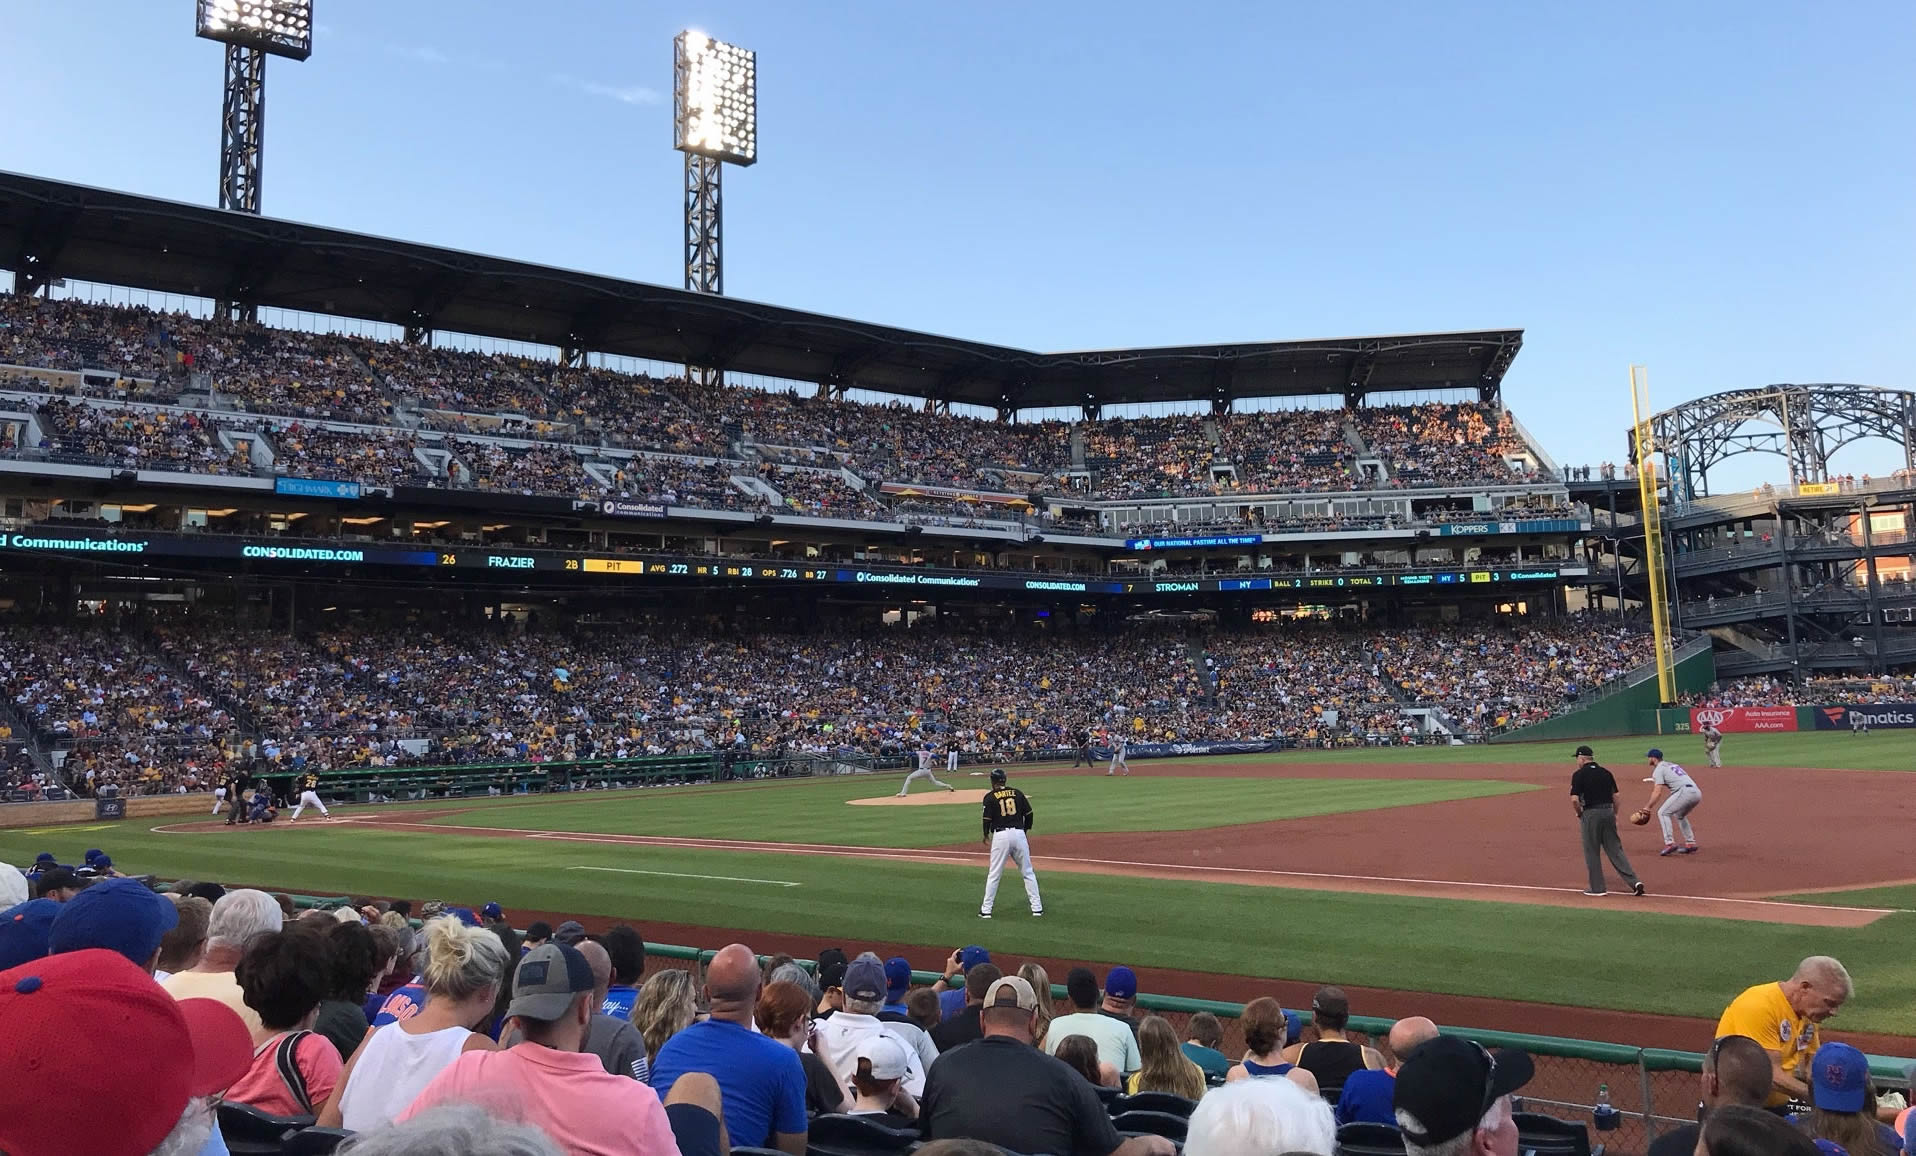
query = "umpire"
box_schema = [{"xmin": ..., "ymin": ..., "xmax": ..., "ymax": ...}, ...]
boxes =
[{"xmin": 1570, "ymin": 745, "xmax": 1645, "ymax": 897}]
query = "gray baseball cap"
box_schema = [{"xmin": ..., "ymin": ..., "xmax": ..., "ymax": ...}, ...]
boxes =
[{"xmin": 506, "ymin": 942, "xmax": 594, "ymax": 1022}]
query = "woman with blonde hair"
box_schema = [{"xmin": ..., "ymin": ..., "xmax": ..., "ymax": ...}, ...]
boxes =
[
  {"xmin": 632, "ymin": 967, "xmax": 699, "ymax": 1074},
  {"xmin": 1129, "ymin": 1015, "xmax": 1207, "ymax": 1099},
  {"xmin": 1018, "ymin": 961, "xmax": 1055, "ymax": 1047},
  {"xmin": 318, "ymin": 916, "xmax": 510, "ymax": 1131}
]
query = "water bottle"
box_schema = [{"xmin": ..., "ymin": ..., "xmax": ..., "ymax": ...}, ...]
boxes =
[{"xmin": 1593, "ymin": 1083, "xmax": 1620, "ymax": 1133}]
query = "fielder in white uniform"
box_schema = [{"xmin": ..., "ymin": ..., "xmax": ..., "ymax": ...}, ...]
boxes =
[
  {"xmin": 211, "ymin": 785, "xmax": 227, "ymax": 815},
  {"xmin": 1701, "ymin": 724, "xmax": 1723, "ymax": 768},
  {"xmin": 979, "ymin": 768, "xmax": 1042, "ymax": 918},
  {"xmin": 896, "ymin": 747, "xmax": 954, "ymax": 796},
  {"xmin": 946, "ymin": 744, "xmax": 960, "ymax": 774},
  {"xmin": 1106, "ymin": 734, "xmax": 1130, "ymax": 776},
  {"xmin": 1641, "ymin": 748, "xmax": 1701, "ymax": 855}
]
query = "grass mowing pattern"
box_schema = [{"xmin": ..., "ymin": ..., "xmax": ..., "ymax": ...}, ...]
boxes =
[
  {"xmin": 1228, "ymin": 730, "xmax": 1914, "ymax": 771},
  {"xmin": 427, "ymin": 775, "xmax": 1536, "ymax": 848}
]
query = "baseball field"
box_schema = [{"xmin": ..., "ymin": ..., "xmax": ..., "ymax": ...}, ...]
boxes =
[{"xmin": 5, "ymin": 731, "xmax": 1914, "ymax": 1049}]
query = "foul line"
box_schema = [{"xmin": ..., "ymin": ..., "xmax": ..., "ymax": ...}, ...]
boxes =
[{"xmin": 567, "ymin": 866, "xmax": 800, "ymax": 888}]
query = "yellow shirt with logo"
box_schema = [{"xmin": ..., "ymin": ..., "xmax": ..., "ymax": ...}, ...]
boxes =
[{"xmin": 1716, "ymin": 981, "xmax": 1816, "ymax": 1104}]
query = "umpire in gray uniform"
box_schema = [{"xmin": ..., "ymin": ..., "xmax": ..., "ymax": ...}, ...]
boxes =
[{"xmin": 1571, "ymin": 745, "xmax": 1645, "ymax": 897}]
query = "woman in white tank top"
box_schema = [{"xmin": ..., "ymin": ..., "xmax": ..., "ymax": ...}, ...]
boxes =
[{"xmin": 317, "ymin": 917, "xmax": 510, "ymax": 1132}]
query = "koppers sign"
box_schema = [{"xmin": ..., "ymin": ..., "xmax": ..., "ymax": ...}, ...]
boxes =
[
  {"xmin": 1690, "ymin": 706, "xmax": 1799, "ymax": 733},
  {"xmin": 1812, "ymin": 704, "xmax": 1916, "ymax": 730}
]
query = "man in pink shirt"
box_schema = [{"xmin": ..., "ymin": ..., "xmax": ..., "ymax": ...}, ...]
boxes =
[{"xmin": 399, "ymin": 941, "xmax": 721, "ymax": 1156}]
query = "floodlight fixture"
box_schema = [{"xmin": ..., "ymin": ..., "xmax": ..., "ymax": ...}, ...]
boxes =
[
  {"xmin": 195, "ymin": 0, "xmax": 312, "ymax": 61},
  {"xmin": 675, "ymin": 30, "xmax": 757, "ymax": 167}
]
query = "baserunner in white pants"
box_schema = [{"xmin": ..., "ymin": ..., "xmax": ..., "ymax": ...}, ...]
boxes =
[
  {"xmin": 1106, "ymin": 735, "xmax": 1129, "ymax": 777},
  {"xmin": 1640, "ymin": 748, "xmax": 1701, "ymax": 855},
  {"xmin": 897, "ymin": 746, "xmax": 954, "ymax": 796},
  {"xmin": 946, "ymin": 744, "xmax": 960, "ymax": 774},
  {"xmin": 211, "ymin": 785, "xmax": 227, "ymax": 815},
  {"xmin": 289, "ymin": 771, "xmax": 330, "ymax": 822},
  {"xmin": 979, "ymin": 768, "xmax": 1042, "ymax": 918}
]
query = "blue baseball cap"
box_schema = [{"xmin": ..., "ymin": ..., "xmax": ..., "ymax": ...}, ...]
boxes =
[
  {"xmin": 1811, "ymin": 1042, "xmax": 1869, "ymax": 1113},
  {"xmin": 90, "ymin": 856, "xmax": 112, "ymax": 872},
  {"xmin": 33, "ymin": 853, "xmax": 55, "ymax": 865},
  {"xmin": 49, "ymin": 878, "xmax": 178, "ymax": 967},
  {"xmin": 449, "ymin": 907, "xmax": 481, "ymax": 928},
  {"xmin": 0, "ymin": 899, "xmax": 61, "ymax": 970},
  {"xmin": 1284, "ymin": 1008, "xmax": 1304, "ymax": 1043},
  {"xmin": 83, "ymin": 850, "xmax": 105, "ymax": 865},
  {"xmin": 481, "ymin": 902, "xmax": 503, "ymax": 921},
  {"xmin": 1646, "ymin": 749, "xmax": 1664, "ymax": 759},
  {"xmin": 1106, "ymin": 966, "xmax": 1138, "ymax": 1000},
  {"xmin": 959, "ymin": 946, "xmax": 990, "ymax": 971},
  {"xmin": 884, "ymin": 956, "xmax": 912, "ymax": 997},
  {"xmin": 845, "ymin": 957, "xmax": 888, "ymax": 1004}
]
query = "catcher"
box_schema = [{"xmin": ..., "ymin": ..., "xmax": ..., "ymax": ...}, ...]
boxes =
[{"xmin": 1570, "ymin": 744, "xmax": 1646, "ymax": 897}]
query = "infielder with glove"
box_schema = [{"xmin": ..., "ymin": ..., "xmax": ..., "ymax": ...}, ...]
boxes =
[
  {"xmin": 1701, "ymin": 723, "xmax": 1723, "ymax": 768},
  {"xmin": 1636, "ymin": 748, "xmax": 1701, "ymax": 855},
  {"xmin": 979, "ymin": 767, "xmax": 1043, "ymax": 919}
]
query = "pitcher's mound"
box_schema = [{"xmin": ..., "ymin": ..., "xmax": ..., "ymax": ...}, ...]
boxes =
[{"xmin": 850, "ymin": 789, "xmax": 989, "ymax": 807}]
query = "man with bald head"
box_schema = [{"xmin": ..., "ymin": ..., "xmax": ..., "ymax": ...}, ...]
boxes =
[
  {"xmin": 652, "ymin": 943, "xmax": 809, "ymax": 1156},
  {"xmin": 1717, "ymin": 956, "xmax": 1853, "ymax": 1106},
  {"xmin": 503, "ymin": 939, "xmax": 650, "ymax": 1081},
  {"xmin": 1337, "ymin": 1016, "xmax": 1440, "ymax": 1126}
]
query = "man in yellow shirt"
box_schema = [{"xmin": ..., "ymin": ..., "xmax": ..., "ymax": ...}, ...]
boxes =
[{"xmin": 1714, "ymin": 956, "xmax": 1852, "ymax": 1105}]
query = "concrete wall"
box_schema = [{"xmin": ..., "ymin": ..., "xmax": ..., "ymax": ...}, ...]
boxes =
[
  {"xmin": 0, "ymin": 792, "xmax": 214, "ymax": 829},
  {"xmin": 1488, "ymin": 641, "xmax": 1717, "ymax": 743}
]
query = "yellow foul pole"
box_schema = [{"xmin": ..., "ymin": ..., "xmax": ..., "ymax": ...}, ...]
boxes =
[{"xmin": 1629, "ymin": 365, "xmax": 1675, "ymax": 704}]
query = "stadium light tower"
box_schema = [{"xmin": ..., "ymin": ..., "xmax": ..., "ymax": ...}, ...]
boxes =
[
  {"xmin": 196, "ymin": 0, "xmax": 313, "ymax": 219},
  {"xmin": 674, "ymin": 30, "xmax": 757, "ymax": 299}
]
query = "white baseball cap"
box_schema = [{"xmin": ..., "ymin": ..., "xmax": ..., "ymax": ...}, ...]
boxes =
[{"xmin": 854, "ymin": 1033, "xmax": 910, "ymax": 1080}]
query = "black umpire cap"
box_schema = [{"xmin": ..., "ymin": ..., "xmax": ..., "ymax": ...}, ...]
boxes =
[{"xmin": 1574, "ymin": 745, "xmax": 1594, "ymax": 757}]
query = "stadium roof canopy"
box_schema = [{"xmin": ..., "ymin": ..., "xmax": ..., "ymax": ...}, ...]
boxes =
[{"xmin": 0, "ymin": 171, "xmax": 1522, "ymax": 411}]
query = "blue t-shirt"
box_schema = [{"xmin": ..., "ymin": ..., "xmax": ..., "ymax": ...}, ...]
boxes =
[
  {"xmin": 938, "ymin": 988, "xmax": 967, "ymax": 1021},
  {"xmin": 371, "ymin": 983, "xmax": 426, "ymax": 1027},
  {"xmin": 651, "ymin": 1018, "xmax": 807, "ymax": 1148},
  {"xmin": 601, "ymin": 984, "xmax": 639, "ymax": 1021},
  {"xmin": 1337, "ymin": 1069, "xmax": 1397, "ymax": 1126}
]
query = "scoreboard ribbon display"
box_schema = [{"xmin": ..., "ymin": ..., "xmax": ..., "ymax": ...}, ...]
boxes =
[{"xmin": 0, "ymin": 531, "xmax": 1562, "ymax": 597}]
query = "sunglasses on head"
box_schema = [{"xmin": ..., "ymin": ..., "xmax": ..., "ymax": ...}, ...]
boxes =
[{"xmin": 1470, "ymin": 1041, "xmax": 1502, "ymax": 1124}]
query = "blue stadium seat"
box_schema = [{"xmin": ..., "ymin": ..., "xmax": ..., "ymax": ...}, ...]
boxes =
[
  {"xmin": 1112, "ymin": 1092, "xmax": 1198, "ymax": 1118},
  {"xmin": 804, "ymin": 1115, "xmax": 920, "ymax": 1156}
]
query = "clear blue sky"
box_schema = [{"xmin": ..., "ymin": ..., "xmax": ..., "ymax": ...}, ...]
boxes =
[{"xmin": 5, "ymin": 2, "xmax": 1912, "ymax": 483}]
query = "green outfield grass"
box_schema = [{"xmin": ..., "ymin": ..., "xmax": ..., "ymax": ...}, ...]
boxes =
[
  {"xmin": 429, "ymin": 774, "xmax": 1533, "ymax": 848},
  {"xmin": 1249, "ymin": 730, "xmax": 1913, "ymax": 772},
  {"xmin": 4, "ymin": 816, "xmax": 1916, "ymax": 1033}
]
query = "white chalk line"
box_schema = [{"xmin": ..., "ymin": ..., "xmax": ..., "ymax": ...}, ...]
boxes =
[
  {"xmin": 145, "ymin": 817, "xmax": 1907, "ymax": 917},
  {"xmin": 567, "ymin": 865, "xmax": 800, "ymax": 887}
]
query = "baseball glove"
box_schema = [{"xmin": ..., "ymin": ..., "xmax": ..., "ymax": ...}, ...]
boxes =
[{"xmin": 1630, "ymin": 809, "xmax": 1652, "ymax": 826}]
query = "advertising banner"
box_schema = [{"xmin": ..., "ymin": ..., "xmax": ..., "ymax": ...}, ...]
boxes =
[
  {"xmin": 601, "ymin": 500, "xmax": 669, "ymax": 519},
  {"xmin": 1090, "ymin": 740, "xmax": 1281, "ymax": 760},
  {"xmin": 1689, "ymin": 706, "xmax": 1799, "ymax": 733},
  {"xmin": 1811, "ymin": 703, "xmax": 1916, "ymax": 730}
]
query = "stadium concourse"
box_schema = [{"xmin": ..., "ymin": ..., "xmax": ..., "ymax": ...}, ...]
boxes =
[
  {"xmin": 0, "ymin": 296, "xmax": 1563, "ymax": 527},
  {"xmin": 0, "ymin": 614, "xmax": 1659, "ymax": 798}
]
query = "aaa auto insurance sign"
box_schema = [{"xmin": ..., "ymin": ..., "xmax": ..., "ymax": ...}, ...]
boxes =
[{"xmin": 1691, "ymin": 706, "xmax": 1799, "ymax": 733}]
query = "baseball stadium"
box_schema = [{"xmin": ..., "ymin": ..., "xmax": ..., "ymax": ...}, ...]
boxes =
[{"xmin": 1, "ymin": 7, "xmax": 1913, "ymax": 1156}]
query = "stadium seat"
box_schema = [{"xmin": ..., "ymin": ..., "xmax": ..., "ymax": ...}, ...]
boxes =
[
  {"xmin": 1111, "ymin": 1111, "xmax": 1189, "ymax": 1142},
  {"xmin": 1113, "ymin": 1092, "xmax": 1198, "ymax": 1118},
  {"xmin": 215, "ymin": 1103, "xmax": 314, "ymax": 1155},
  {"xmin": 1335, "ymin": 1121, "xmax": 1406, "ymax": 1156},
  {"xmin": 280, "ymin": 1127, "xmax": 355, "ymax": 1155},
  {"xmin": 1095, "ymin": 1085, "xmax": 1123, "ymax": 1107},
  {"xmin": 804, "ymin": 1113, "xmax": 921, "ymax": 1156},
  {"xmin": 734, "ymin": 1149, "xmax": 792, "ymax": 1156},
  {"xmin": 1514, "ymin": 1112, "xmax": 1592, "ymax": 1156}
]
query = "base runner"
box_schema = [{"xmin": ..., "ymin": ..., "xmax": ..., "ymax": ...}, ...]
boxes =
[
  {"xmin": 289, "ymin": 771, "xmax": 331, "ymax": 822},
  {"xmin": 1638, "ymin": 748, "xmax": 1700, "ymax": 855},
  {"xmin": 897, "ymin": 746, "xmax": 955, "ymax": 796},
  {"xmin": 979, "ymin": 767, "xmax": 1042, "ymax": 918},
  {"xmin": 211, "ymin": 784, "xmax": 227, "ymax": 815},
  {"xmin": 1701, "ymin": 723, "xmax": 1723, "ymax": 768},
  {"xmin": 946, "ymin": 743, "xmax": 961, "ymax": 774}
]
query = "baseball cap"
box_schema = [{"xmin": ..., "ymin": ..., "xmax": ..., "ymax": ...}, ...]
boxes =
[
  {"xmin": 448, "ymin": 906, "xmax": 481, "ymax": 928},
  {"xmin": 89, "ymin": 855, "xmax": 112, "ymax": 872},
  {"xmin": 1106, "ymin": 966, "xmax": 1138, "ymax": 1000},
  {"xmin": 553, "ymin": 919, "xmax": 588, "ymax": 945},
  {"xmin": 1573, "ymin": 745, "xmax": 1594, "ymax": 757},
  {"xmin": 1394, "ymin": 1037, "xmax": 1535, "ymax": 1146},
  {"xmin": 505, "ymin": 942, "xmax": 595, "ymax": 1022},
  {"xmin": 1312, "ymin": 986, "xmax": 1350, "ymax": 1020},
  {"xmin": 959, "ymin": 945, "xmax": 991, "ymax": 971},
  {"xmin": 1811, "ymin": 1042, "xmax": 1869, "ymax": 1114},
  {"xmin": 481, "ymin": 902, "xmax": 504, "ymax": 921},
  {"xmin": 0, "ymin": 948, "xmax": 254, "ymax": 1156},
  {"xmin": 33, "ymin": 853, "xmax": 55, "ymax": 865},
  {"xmin": 983, "ymin": 975, "xmax": 1038, "ymax": 1012},
  {"xmin": 33, "ymin": 867, "xmax": 80, "ymax": 897},
  {"xmin": 0, "ymin": 900, "xmax": 60, "ymax": 971},
  {"xmin": 855, "ymin": 1033, "xmax": 911, "ymax": 1080},
  {"xmin": 884, "ymin": 956, "xmax": 912, "ymax": 997},
  {"xmin": 818, "ymin": 947, "xmax": 849, "ymax": 990},
  {"xmin": 845, "ymin": 957, "xmax": 888, "ymax": 1003},
  {"xmin": 49, "ymin": 877, "xmax": 178, "ymax": 967},
  {"xmin": 83, "ymin": 849, "xmax": 104, "ymax": 865},
  {"xmin": 1646, "ymin": 748, "xmax": 1664, "ymax": 759}
]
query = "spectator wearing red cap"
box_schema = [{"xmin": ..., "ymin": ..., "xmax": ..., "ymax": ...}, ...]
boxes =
[
  {"xmin": 400, "ymin": 941, "xmax": 691, "ymax": 1156},
  {"xmin": 0, "ymin": 948, "xmax": 254, "ymax": 1156},
  {"xmin": 225, "ymin": 924, "xmax": 345, "ymax": 1117},
  {"xmin": 48, "ymin": 876, "xmax": 178, "ymax": 972}
]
